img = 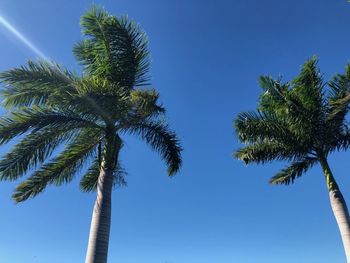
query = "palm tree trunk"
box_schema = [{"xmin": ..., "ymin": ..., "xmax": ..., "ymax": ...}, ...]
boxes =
[
  {"xmin": 320, "ymin": 157, "xmax": 350, "ymax": 262},
  {"xmin": 85, "ymin": 168, "xmax": 113, "ymax": 263}
]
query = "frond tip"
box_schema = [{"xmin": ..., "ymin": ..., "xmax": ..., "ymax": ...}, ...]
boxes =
[
  {"xmin": 12, "ymin": 129, "xmax": 101, "ymax": 203},
  {"xmin": 234, "ymin": 141, "xmax": 297, "ymax": 165},
  {"xmin": 74, "ymin": 5, "xmax": 150, "ymax": 87},
  {"xmin": 0, "ymin": 60, "xmax": 75, "ymax": 108},
  {"xmin": 269, "ymin": 157, "xmax": 317, "ymax": 185},
  {"xmin": 124, "ymin": 120, "xmax": 182, "ymax": 176}
]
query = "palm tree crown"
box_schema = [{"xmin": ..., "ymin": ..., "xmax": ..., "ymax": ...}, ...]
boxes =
[
  {"xmin": 235, "ymin": 57, "xmax": 350, "ymax": 188},
  {"xmin": 0, "ymin": 6, "xmax": 182, "ymax": 203},
  {"xmin": 234, "ymin": 57, "xmax": 350, "ymax": 262}
]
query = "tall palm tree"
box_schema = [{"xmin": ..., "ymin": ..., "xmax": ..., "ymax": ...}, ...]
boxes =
[
  {"xmin": 234, "ymin": 58, "xmax": 350, "ymax": 262},
  {"xmin": 0, "ymin": 7, "xmax": 182, "ymax": 263}
]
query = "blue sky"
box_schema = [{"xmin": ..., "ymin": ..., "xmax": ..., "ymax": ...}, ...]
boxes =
[{"xmin": 0, "ymin": 0, "xmax": 350, "ymax": 262}]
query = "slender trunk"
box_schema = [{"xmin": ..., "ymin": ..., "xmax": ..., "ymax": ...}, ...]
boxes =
[
  {"xmin": 320, "ymin": 157, "xmax": 350, "ymax": 262},
  {"xmin": 85, "ymin": 168, "xmax": 113, "ymax": 263}
]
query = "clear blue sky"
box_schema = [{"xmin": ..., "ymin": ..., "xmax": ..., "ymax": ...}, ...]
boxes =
[{"xmin": 0, "ymin": 1, "xmax": 350, "ymax": 262}]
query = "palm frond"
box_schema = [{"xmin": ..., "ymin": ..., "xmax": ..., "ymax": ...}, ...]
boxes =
[
  {"xmin": 80, "ymin": 159, "xmax": 127, "ymax": 192},
  {"xmin": 79, "ymin": 160, "xmax": 100, "ymax": 192},
  {"xmin": 235, "ymin": 141, "xmax": 304, "ymax": 165},
  {"xmin": 130, "ymin": 89, "xmax": 165, "ymax": 118},
  {"xmin": 0, "ymin": 60, "xmax": 76, "ymax": 108},
  {"xmin": 259, "ymin": 76, "xmax": 289, "ymax": 112},
  {"xmin": 12, "ymin": 129, "xmax": 101, "ymax": 202},
  {"xmin": 334, "ymin": 129, "xmax": 350, "ymax": 151},
  {"xmin": 292, "ymin": 57, "xmax": 324, "ymax": 113},
  {"xmin": 0, "ymin": 127, "xmax": 78, "ymax": 181},
  {"xmin": 259, "ymin": 59, "xmax": 325, "ymax": 131},
  {"xmin": 71, "ymin": 76, "xmax": 130, "ymax": 123},
  {"xmin": 235, "ymin": 111, "xmax": 306, "ymax": 148},
  {"xmin": 74, "ymin": 5, "xmax": 150, "ymax": 88},
  {"xmin": 0, "ymin": 107, "xmax": 101, "ymax": 145},
  {"xmin": 328, "ymin": 64, "xmax": 350, "ymax": 124},
  {"xmin": 123, "ymin": 120, "xmax": 182, "ymax": 175},
  {"xmin": 269, "ymin": 157, "xmax": 318, "ymax": 185}
]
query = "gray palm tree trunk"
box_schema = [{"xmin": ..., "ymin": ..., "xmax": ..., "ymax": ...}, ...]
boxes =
[
  {"xmin": 85, "ymin": 168, "xmax": 114, "ymax": 263},
  {"xmin": 320, "ymin": 157, "xmax": 350, "ymax": 263}
]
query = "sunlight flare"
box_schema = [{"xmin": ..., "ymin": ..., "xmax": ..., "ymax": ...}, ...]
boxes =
[{"xmin": 0, "ymin": 15, "xmax": 49, "ymax": 60}]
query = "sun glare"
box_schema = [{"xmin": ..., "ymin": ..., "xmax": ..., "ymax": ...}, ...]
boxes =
[{"xmin": 0, "ymin": 15, "xmax": 49, "ymax": 60}]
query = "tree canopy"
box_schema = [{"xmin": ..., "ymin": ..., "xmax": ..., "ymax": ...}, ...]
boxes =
[
  {"xmin": 234, "ymin": 57, "xmax": 350, "ymax": 186},
  {"xmin": 0, "ymin": 6, "xmax": 182, "ymax": 203}
]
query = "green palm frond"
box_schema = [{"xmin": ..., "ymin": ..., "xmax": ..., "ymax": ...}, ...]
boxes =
[
  {"xmin": 12, "ymin": 129, "xmax": 101, "ymax": 202},
  {"xmin": 80, "ymin": 159, "xmax": 127, "ymax": 192},
  {"xmin": 235, "ymin": 111, "xmax": 307, "ymax": 148},
  {"xmin": 334, "ymin": 129, "xmax": 350, "ymax": 151},
  {"xmin": 0, "ymin": 127, "xmax": 77, "ymax": 181},
  {"xmin": 130, "ymin": 89, "xmax": 165, "ymax": 118},
  {"xmin": 0, "ymin": 107, "xmax": 101, "ymax": 145},
  {"xmin": 269, "ymin": 157, "xmax": 318, "ymax": 185},
  {"xmin": 0, "ymin": 60, "xmax": 76, "ymax": 108},
  {"xmin": 292, "ymin": 57, "xmax": 324, "ymax": 112},
  {"xmin": 71, "ymin": 77, "xmax": 130, "ymax": 123},
  {"xmin": 73, "ymin": 5, "xmax": 150, "ymax": 88},
  {"xmin": 259, "ymin": 61, "xmax": 325, "ymax": 137},
  {"xmin": 336, "ymin": 64, "xmax": 350, "ymax": 106},
  {"xmin": 124, "ymin": 120, "xmax": 182, "ymax": 175},
  {"xmin": 328, "ymin": 65, "xmax": 350, "ymax": 102},
  {"xmin": 235, "ymin": 141, "xmax": 305, "ymax": 165},
  {"xmin": 259, "ymin": 76, "xmax": 289, "ymax": 113},
  {"xmin": 328, "ymin": 64, "xmax": 350, "ymax": 125},
  {"xmin": 79, "ymin": 160, "xmax": 100, "ymax": 192},
  {"xmin": 112, "ymin": 166, "xmax": 127, "ymax": 187}
]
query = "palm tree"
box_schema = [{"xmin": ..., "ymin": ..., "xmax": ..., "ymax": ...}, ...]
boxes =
[
  {"xmin": 0, "ymin": 7, "xmax": 182, "ymax": 263},
  {"xmin": 234, "ymin": 58, "xmax": 350, "ymax": 262}
]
